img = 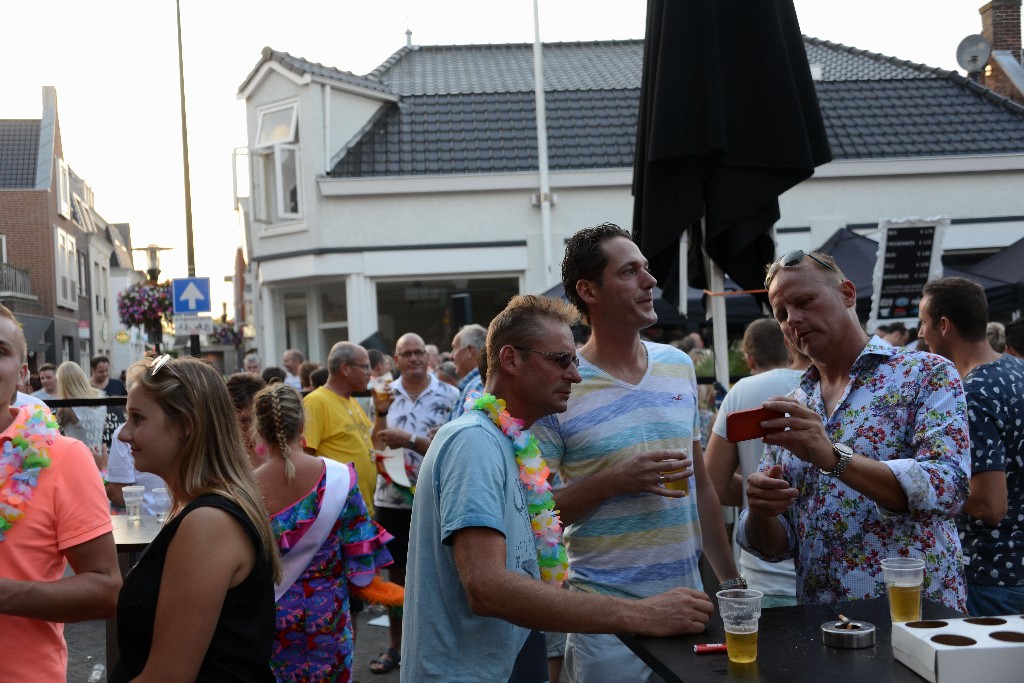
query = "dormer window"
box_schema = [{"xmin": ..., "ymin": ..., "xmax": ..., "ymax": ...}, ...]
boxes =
[{"xmin": 253, "ymin": 101, "xmax": 301, "ymax": 223}]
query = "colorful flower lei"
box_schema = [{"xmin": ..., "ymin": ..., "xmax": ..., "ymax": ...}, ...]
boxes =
[
  {"xmin": 465, "ymin": 392, "xmax": 569, "ymax": 585},
  {"xmin": 0, "ymin": 407, "xmax": 60, "ymax": 542}
]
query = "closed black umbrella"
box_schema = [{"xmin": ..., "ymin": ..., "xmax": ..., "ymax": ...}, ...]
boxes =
[{"xmin": 633, "ymin": 0, "xmax": 833, "ymax": 304}]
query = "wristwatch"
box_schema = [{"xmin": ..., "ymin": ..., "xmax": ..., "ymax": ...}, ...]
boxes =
[
  {"xmin": 406, "ymin": 435, "xmax": 417, "ymax": 449},
  {"xmin": 720, "ymin": 576, "xmax": 747, "ymax": 590},
  {"xmin": 819, "ymin": 443, "xmax": 854, "ymax": 477}
]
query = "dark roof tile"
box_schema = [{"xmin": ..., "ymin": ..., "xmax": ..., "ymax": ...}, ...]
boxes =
[
  {"xmin": 0, "ymin": 120, "xmax": 40, "ymax": 188},
  {"xmin": 322, "ymin": 37, "xmax": 1024, "ymax": 177}
]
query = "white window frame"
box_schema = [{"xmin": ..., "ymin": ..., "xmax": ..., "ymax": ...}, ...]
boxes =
[
  {"xmin": 273, "ymin": 143, "xmax": 302, "ymax": 221},
  {"xmin": 58, "ymin": 161, "xmax": 71, "ymax": 219},
  {"xmin": 252, "ymin": 100, "xmax": 302, "ymax": 224},
  {"xmin": 0, "ymin": 234, "xmax": 7, "ymax": 264},
  {"xmin": 55, "ymin": 227, "xmax": 78, "ymax": 310},
  {"xmin": 254, "ymin": 102, "xmax": 298, "ymax": 150}
]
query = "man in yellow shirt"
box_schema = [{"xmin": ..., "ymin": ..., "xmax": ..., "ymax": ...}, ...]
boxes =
[{"xmin": 303, "ymin": 341, "xmax": 379, "ymax": 515}]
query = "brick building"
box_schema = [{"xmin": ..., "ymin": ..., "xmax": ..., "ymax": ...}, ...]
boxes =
[{"xmin": 0, "ymin": 86, "xmax": 136, "ymax": 369}]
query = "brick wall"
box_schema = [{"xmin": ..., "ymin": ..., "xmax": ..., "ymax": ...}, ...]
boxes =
[
  {"xmin": 980, "ymin": 0, "xmax": 1022, "ymax": 62},
  {"xmin": 0, "ymin": 189, "xmax": 56, "ymax": 313},
  {"xmin": 979, "ymin": 0, "xmax": 1023, "ymax": 102}
]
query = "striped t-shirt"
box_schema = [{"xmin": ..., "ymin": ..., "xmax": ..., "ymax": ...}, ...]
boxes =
[{"xmin": 532, "ymin": 342, "xmax": 704, "ymax": 599}]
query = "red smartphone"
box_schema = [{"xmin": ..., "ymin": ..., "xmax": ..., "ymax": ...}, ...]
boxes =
[{"xmin": 726, "ymin": 407, "xmax": 784, "ymax": 443}]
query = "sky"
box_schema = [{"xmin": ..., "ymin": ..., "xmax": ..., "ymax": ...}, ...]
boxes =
[{"xmin": 2, "ymin": 0, "xmax": 986, "ymax": 316}]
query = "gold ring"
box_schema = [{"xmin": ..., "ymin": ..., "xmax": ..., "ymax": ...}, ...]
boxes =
[{"xmin": 658, "ymin": 474, "xmax": 665, "ymax": 485}]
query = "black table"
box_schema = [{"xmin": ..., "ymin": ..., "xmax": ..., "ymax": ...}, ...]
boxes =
[
  {"xmin": 620, "ymin": 597, "xmax": 963, "ymax": 682},
  {"xmin": 107, "ymin": 514, "xmax": 162, "ymax": 667}
]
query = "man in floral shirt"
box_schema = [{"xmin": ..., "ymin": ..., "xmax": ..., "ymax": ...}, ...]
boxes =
[
  {"xmin": 738, "ymin": 252, "xmax": 970, "ymax": 611},
  {"xmin": 919, "ymin": 277, "xmax": 1024, "ymax": 616}
]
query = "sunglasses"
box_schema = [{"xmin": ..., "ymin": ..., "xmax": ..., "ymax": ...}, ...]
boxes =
[
  {"xmin": 513, "ymin": 346, "xmax": 580, "ymax": 369},
  {"xmin": 149, "ymin": 353, "xmax": 172, "ymax": 376},
  {"xmin": 764, "ymin": 250, "xmax": 841, "ymax": 288}
]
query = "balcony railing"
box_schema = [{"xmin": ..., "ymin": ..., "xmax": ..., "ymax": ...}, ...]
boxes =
[{"xmin": 0, "ymin": 263, "xmax": 38, "ymax": 301}]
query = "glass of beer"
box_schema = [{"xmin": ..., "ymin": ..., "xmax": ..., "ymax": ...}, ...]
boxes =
[
  {"xmin": 660, "ymin": 447, "xmax": 690, "ymax": 494},
  {"xmin": 881, "ymin": 557, "xmax": 925, "ymax": 622},
  {"xmin": 372, "ymin": 372, "xmax": 393, "ymax": 401},
  {"xmin": 717, "ymin": 589, "xmax": 763, "ymax": 664}
]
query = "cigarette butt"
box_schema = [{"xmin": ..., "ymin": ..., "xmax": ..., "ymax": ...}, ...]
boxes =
[
  {"xmin": 694, "ymin": 643, "xmax": 728, "ymax": 654},
  {"xmin": 837, "ymin": 614, "xmax": 853, "ymax": 629}
]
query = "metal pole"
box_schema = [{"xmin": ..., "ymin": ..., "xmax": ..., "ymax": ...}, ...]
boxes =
[
  {"xmin": 175, "ymin": 0, "xmax": 200, "ymax": 356},
  {"xmin": 532, "ymin": 0, "xmax": 554, "ymax": 288}
]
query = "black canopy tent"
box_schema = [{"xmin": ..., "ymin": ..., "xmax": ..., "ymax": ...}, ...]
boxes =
[
  {"xmin": 814, "ymin": 228, "xmax": 1017, "ymax": 317},
  {"xmin": 959, "ymin": 235, "xmax": 1024, "ymax": 312}
]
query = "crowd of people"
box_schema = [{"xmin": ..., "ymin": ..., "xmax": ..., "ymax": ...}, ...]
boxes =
[{"xmin": 0, "ymin": 223, "xmax": 1022, "ymax": 682}]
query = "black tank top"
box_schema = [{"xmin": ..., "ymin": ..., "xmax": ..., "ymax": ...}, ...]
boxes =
[{"xmin": 111, "ymin": 494, "xmax": 276, "ymax": 682}]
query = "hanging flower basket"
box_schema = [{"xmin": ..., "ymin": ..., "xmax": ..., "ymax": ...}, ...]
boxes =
[
  {"xmin": 210, "ymin": 322, "xmax": 243, "ymax": 347},
  {"xmin": 117, "ymin": 280, "xmax": 174, "ymax": 329}
]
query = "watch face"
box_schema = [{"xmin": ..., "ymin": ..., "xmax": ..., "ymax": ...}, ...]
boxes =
[{"xmin": 834, "ymin": 443, "xmax": 853, "ymax": 457}]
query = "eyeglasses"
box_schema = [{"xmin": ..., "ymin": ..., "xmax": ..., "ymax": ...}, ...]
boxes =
[
  {"xmin": 149, "ymin": 353, "xmax": 172, "ymax": 376},
  {"xmin": 345, "ymin": 362, "xmax": 372, "ymax": 372},
  {"xmin": 764, "ymin": 250, "xmax": 841, "ymax": 288},
  {"xmin": 397, "ymin": 349, "xmax": 427, "ymax": 359},
  {"xmin": 513, "ymin": 346, "xmax": 580, "ymax": 369}
]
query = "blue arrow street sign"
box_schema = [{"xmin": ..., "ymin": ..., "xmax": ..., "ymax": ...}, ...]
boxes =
[{"xmin": 172, "ymin": 277, "xmax": 211, "ymax": 315}]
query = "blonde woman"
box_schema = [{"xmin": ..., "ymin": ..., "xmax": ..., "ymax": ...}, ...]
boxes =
[
  {"xmin": 111, "ymin": 355, "xmax": 280, "ymax": 683},
  {"xmin": 55, "ymin": 361, "xmax": 107, "ymax": 470},
  {"xmin": 253, "ymin": 382, "xmax": 394, "ymax": 682}
]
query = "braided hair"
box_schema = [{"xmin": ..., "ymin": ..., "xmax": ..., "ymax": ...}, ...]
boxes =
[{"xmin": 253, "ymin": 383, "xmax": 304, "ymax": 483}]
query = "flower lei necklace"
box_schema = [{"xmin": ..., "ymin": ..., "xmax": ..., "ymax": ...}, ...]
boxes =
[
  {"xmin": 0, "ymin": 407, "xmax": 59, "ymax": 542},
  {"xmin": 466, "ymin": 392, "xmax": 568, "ymax": 585}
]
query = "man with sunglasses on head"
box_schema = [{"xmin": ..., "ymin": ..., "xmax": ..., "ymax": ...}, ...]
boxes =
[
  {"xmin": 369, "ymin": 332, "xmax": 458, "ymax": 675},
  {"xmin": 531, "ymin": 224, "xmax": 737, "ymax": 683},
  {"xmin": 737, "ymin": 250, "xmax": 970, "ymax": 612}
]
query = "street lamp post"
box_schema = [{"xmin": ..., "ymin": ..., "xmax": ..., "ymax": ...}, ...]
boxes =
[{"xmin": 133, "ymin": 244, "xmax": 171, "ymax": 354}]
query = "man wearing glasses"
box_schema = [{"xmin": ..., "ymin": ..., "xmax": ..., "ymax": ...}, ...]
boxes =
[
  {"xmin": 369, "ymin": 332, "xmax": 458, "ymax": 675},
  {"xmin": 738, "ymin": 250, "xmax": 969, "ymax": 612},
  {"xmin": 532, "ymin": 224, "xmax": 738, "ymax": 682},
  {"xmin": 402, "ymin": 295, "xmax": 713, "ymax": 682},
  {"xmin": 302, "ymin": 341, "xmax": 381, "ymax": 516}
]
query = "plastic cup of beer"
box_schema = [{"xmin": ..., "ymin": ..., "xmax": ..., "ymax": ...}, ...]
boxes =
[
  {"xmin": 151, "ymin": 487, "xmax": 171, "ymax": 523},
  {"xmin": 372, "ymin": 372, "xmax": 393, "ymax": 401},
  {"xmin": 717, "ymin": 589, "xmax": 763, "ymax": 663},
  {"xmin": 660, "ymin": 448, "xmax": 690, "ymax": 494},
  {"xmin": 122, "ymin": 485, "xmax": 145, "ymax": 522},
  {"xmin": 881, "ymin": 557, "xmax": 925, "ymax": 622}
]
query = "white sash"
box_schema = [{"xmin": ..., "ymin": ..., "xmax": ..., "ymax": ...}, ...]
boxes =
[{"xmin": 274, "ymin": 457, "xmax": 351, "ymax": 601}]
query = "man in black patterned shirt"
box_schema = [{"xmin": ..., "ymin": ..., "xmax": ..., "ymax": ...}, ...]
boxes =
[{"xmin": 920, "ymin": 277, "xmax": 1024, "ymax": 616}]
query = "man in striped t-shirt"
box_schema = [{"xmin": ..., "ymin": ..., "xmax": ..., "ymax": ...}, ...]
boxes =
[{"xmin": 533, "ymin": 224, "xmax": 739, "ymax": 683}]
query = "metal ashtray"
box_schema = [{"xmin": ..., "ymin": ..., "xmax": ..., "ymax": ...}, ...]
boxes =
[{"xmin": 821, "ymin": 617, "xmax": 876, "ymax": 648}]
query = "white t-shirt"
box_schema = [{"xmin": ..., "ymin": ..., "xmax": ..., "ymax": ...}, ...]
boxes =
[{"xmin": 711, "ymin": 367, "xmax": 804, "ymax": 597}]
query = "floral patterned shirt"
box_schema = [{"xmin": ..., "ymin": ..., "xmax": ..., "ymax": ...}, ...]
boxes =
[
  {"xmin": 958, "ymin": 354, "xmax": 1024, "ymax": 587},
  {"xmin": 373, "ymin": 374, "xmax": 458, "ymax": 510},
  {"xmin": 737, "ymin": 338, "xmax": 970, "ymax": 611}
]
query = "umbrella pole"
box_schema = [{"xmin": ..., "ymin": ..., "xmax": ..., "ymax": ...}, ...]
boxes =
[
  {"xmin": 709, "ymin": 262, "xmax": 730, "ymax": 391},
  {"xmin": 678, "ymin": 232, "xmax": 689, "ymax": 316},
  {"xmin": 701, "ymin": 217, "xmax": 730, "ymax": 392}
]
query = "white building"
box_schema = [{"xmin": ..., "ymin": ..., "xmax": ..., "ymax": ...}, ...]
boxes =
[{"xmin": 237, "ymin": 35, "xmax": 1024, "ymax": 362}]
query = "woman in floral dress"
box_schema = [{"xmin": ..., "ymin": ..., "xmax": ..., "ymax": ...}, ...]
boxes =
[{"xmin": 253, "ymin": 383, "xmax": 393, "ymax": 682}]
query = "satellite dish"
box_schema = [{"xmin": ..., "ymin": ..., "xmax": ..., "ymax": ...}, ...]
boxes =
[{"xmin": 956, "ymin": 34, "xmax": 992, "ymax": 74}]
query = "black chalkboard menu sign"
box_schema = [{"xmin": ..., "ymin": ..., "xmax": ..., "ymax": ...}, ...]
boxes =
[{"xmin": 869, "ymin": 218, "xmax": 948, "ymax": 327}]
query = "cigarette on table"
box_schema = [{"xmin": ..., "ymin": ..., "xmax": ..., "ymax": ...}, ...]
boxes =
[{"xmin": 694, "ymin": 643, "xmax": 728, "ymax": 653}]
